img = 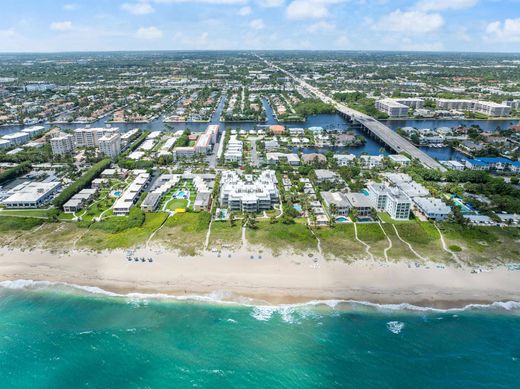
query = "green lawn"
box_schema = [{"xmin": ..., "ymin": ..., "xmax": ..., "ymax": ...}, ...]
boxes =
[
  {"xmin": 166, "ymin": 198, "xmax": 188, "ymax": 211},
  {"xmin": 151, "ymin": 212, "xmax": 211, "ymax": 256},
  {"xmin": 208, "ymin": 221, "xmax": 242, "ymax": 250},
  {"xmin": 246, "ymin": 221, "xmax": 317, "ymax": 255},
  {"xmin": 315, "ymin": 224, "xmax": 365, "ymax": 261}
]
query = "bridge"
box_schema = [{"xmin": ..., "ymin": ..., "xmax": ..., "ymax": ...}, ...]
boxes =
[{"xmin": 259, "ymin": 56, "xmax": 446, "ymax": 171}]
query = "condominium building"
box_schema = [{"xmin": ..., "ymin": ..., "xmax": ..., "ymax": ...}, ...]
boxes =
[
  {"xmin": 2, "ymin": 132, "xmax": 30, "ymax": 146},
  {"xmin": 413, "ymin": 197, "xmax": 451, "ymax": 221},
  {"xmin": 112, "ymin": 172, "xmax": 150, "ymax": 215},
  {"xmin": 367, "ymin": 183, "xmax": 411, "ymax": 220},
  {"xmin": 224, "ymin": 135, "xmax": 243, "ymax": 163},
  {"xmin": 436, "ymin": 99, "xmax": 511, "ymax": 117},
  {"xmin": 375, "ymin": 99, "xmax": 409, "ymax": 117},
  {"xmin": 473, "ymin": 101, "xmax": 511, "ymax": 117},
  {"xmin": 98, "ymin": 133, "xmax": 122, "ymax": 158},
  {"xmin": 2, "ymin": 181, "xmax": 61, "ymax": 209},
  {"xmin": 50, "ymin": 133, "xmax": 75, "ymax": 155},
  {"xmin": 393, "ymin": 98, "xmax": 424, "ymax": 109},
  {"xmin": 436, "ymin": 99, "xmax": 474, "ymax": 111},
  {"xmin": 173, "ymin": 124, "xmax": 219, "ymax": 159},
  {"xmin": 219, "ymin": 170, "xmax": 279, "ymax": 212},
  {"xmin": 73, "ymin": 127, "xmax": 119, "ymax": 148},
  {"xmin": 21, "ymin": 126, "xmax": 46, "ymax": 138}
]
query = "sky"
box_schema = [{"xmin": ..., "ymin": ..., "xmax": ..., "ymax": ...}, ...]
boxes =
[{"xmin": 0, "ymin": 0, "xmax": 519, "ymax": 52}]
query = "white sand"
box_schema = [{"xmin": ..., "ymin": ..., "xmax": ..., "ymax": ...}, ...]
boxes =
[{"xmin": 0, "ymin": 246, "xmax": 519, "ymax": 307}]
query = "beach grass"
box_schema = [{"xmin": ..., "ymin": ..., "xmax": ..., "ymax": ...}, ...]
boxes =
[
  {"xmin": 77, "ymin": 212, "xmax": 168, "ymax": 251},
  {"xmin": 394, "ymin": 222, "xmax": 451, "ymax": 262},
  {"xmin": 151, "ymin": 212, "xmax": 211, "ymax": 256},
  {"xmin": 438, "ymin": 224, "xmax": 520, "ymax": 265},
  {"xmin": 356, "ymin": 223, "xmax": 388, "ymax": 260},
  {"xmin": 315, "ymin": 224, "xmax": 366, "ymax": 261},
  {"xmin": 246, "ymin": 221, "xmax": 317, "ymax": 255},
  {"xmin": 208, "ymin": 221, "xmax": 242, "ymax": 250},
  {"xmin": 379, "ymin": 223, "xmax": 417, "ymax": 261}
]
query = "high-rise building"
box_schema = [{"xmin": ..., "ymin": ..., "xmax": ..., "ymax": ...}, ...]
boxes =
[
  {"xmin": 98, "ymin": 133, "xmax": 121, "ymax": 158},
  {"xmin": 50, "ymin": 133, "xmax": 75, "ymax": 155}
]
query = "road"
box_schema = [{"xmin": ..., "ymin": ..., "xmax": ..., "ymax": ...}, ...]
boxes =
[
  {"xmin": 250, "ymin": 139, "xmax": 259, "ymax": 167},
  {"xmin": 258, "ymin": 55, "xmax": 446, "ymax": 171}
]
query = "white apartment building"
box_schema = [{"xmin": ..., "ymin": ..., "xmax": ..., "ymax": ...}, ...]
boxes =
[
  {"xmin": 50, "ymin": 133, "xmax": 75, "ymax": 155},
  {"xmin": 413, "ymin": 197, "xmax": 451, "ymax": 221},
  {"xmin": 98, "ymin": 133, "xmax": 122, "ymax": 158},
  {"xmin": 388, "ymin": 154, "xmax": 411, "ymax": 166},
  {"xmin": 360, "ymin": 155, "xmax": 384, "ymax": 169},
  {"xmin": 2, "ymin": 132, "xmax": 30, "ymax": 146},
  {"xmin": 2, "ymin": 181, "xmax": 61, "ymax": 209},
  {"xmin": 367, "ymin": 183, "xmax": 411, "ymax": 220},
  {"xmin": 334, "ymin": 154, "xmax": 356, "ymax": 166},
  {"xmin": 436, "ymin": 99, "xmax": 511, "ymax": 117},
  {"xmin": 393, "ymin": 98, "xmax": 425, "ymax": 109},
  {"xmin": 74, "ymin": 127, "xmax": 119, "ymax": 148},
  {"xmin": 21, "ymin": 126, "xmax": 46, "ymax": 138},
  {"xmin": 375, "ymin": 99, "xmax": 409, "ymax": 117},
  {"xmin": 112, "ymin": 172, "xmax": 150, "ymax": 215},
  {"xmin": 219, "ymin": 170, "xmax": 279, "ymax": 212},
  {"xmin": 224, "ymin": 135, "xmax": 243, "ymax": 163},
  {"xmin": 436, "ymin": 99, "xmax": 474, "ymax": 111},
  {"xmin": 473, "ymin": 101, "xmax": 511, "ymax": 117}
]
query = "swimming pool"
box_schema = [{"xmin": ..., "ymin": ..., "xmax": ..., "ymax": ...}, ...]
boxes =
[
  {"xmin": 335, "ymin": 216, "xmax": 348, "ymax": 223},
  {"xmin": 112, "ymin": 190, "xmax": 122, "ymax": 198},
  {"xmin": 293, "ymin": 204, "xmax": 303, "ymax": 213},
  {"xmin": 452, "ymin": 196, "xmax": 474, "ymax": 214},
  {"xmin": 362, "ymin": 189, "xmax": 369, "ymax": 196},
  {"xmin": 175, "ymin": 190, "xmax": 188, "ymax": 199}
]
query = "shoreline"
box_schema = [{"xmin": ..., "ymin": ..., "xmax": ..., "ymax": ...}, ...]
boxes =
[{"xmin": 1, "ymin": 246, "xmax": 519, "ymax": 308}]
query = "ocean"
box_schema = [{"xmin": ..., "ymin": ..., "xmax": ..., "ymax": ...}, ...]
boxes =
[{"xmin": 0, "ymin": 281, "xmax": 519, "ymax": 388}]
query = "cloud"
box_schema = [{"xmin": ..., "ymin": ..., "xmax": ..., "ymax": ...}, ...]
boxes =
[
  {"xmin": 376, "ymin": 10, "xmax": 443, "ymax": 34},
  {"xmin": 486, "ymin": 18, "xmax": 520, "ymax": 43},
  {"xmin": 122, "ymin": 1, "xmax": 155, "ymax": 14},
  {"xmin": 258, "ymin": 0, "xmax": 284, "ymax": 6},
  {"xmin": 250, "ymin": 18, "xmax": 265, "ymax": 30},
  {"xmin": 63, "ymin": 3, "xmax": 80, "ymax": 11},
  {"xmin": 136, "ymin": 26, "xmax": 163, "ymax": 39},
  {"xmin": 416, "ymin": 0, "xmax": 477, "ymax": 12},
  {"xmin": 286, "ymin": 0, "xmax": 343, "ymax": 20},
  {"xmin": 307, "ymin": 21, "xmax": 335, "ymax": 32},
  {"xmin": 152, "ymin": 0, "xmax": 246, "ymax": 4},
  {"xmin": 50, "ymin": 21, "xmax": 73, "ymax": 31},
  {"xmin": 335, "ymin": 34, "xmax": 349, "ymax": 48},
  {"xmin": 237, "ymin": 6, "xmax": 252, "ymax": 15},
  {"xmin": 0, "ymin": 28, "xmax": 17, "ymax": 38}
]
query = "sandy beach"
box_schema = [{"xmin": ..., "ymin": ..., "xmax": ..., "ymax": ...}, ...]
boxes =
[{"xmin": 0, "ymin": 245, "xmax": 519, "ymax": 307}]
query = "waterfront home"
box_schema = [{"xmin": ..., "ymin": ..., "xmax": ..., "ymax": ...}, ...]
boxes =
[{"xmin": 302, "ymin": 153, "xmax": 326, "ymax": 165}]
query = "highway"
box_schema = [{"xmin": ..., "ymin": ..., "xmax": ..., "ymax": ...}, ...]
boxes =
[{"xmin": 259, "ymin": 56, "xmax": 446, "ymax": 171}]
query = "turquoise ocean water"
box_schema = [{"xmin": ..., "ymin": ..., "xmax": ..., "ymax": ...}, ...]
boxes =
[{"xmin": 0, "ymin": 281, "xmax": 519, "ymax": 388}]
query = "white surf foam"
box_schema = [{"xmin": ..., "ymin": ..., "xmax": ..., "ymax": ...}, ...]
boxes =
[
  {"xmin": 386, "ymin": 321, "xmax": 405, "ymax": 334},
  {"xmin": 1, "ymin": 279, "xmax": 519, "ymax": 314}
]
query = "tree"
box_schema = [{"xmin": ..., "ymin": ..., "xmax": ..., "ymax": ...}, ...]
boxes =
[{"xmin": 229, "ymin": 211, "xmax": 236, "ymax": 227}]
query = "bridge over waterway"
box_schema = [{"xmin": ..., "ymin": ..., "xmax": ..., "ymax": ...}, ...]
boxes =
[{"xmin": 259, "ymin": 56, "xmax": 446, "ymax": 171}]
